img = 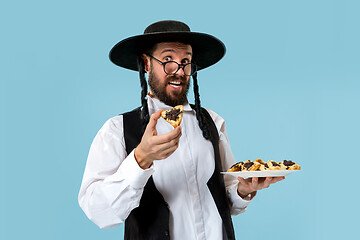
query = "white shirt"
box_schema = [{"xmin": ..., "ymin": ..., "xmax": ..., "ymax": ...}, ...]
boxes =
[{"xmin": 78, "ymin": 96, "xmax": 253, "ymax": 240}]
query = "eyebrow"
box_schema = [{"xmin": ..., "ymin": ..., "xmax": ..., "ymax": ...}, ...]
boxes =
[{"xmin": 160, "ymin": 49, "xmax": 192, "ymax": 56}]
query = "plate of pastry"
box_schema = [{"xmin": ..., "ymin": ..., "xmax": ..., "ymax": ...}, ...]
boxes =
[{"xmin": 221, "ymin": 159, "xmax": 301, "ymax": 178}]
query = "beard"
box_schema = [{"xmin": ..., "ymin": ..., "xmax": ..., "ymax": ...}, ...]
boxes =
[{"xmin": 148, "ymin": 69, "xmax": 190, "ymax": 107}]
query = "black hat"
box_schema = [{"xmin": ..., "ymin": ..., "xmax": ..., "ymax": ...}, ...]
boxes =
[{"xmin": 109, "ymin": 20, "xmax": 226, "ymax": 71}]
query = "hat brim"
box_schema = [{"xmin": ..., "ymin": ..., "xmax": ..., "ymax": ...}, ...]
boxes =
[{"xmin": 109, "ymin": 31, "xmax": 226, "ymax": 71}]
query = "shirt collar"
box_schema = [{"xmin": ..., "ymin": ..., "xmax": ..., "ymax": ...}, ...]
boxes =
[{"xmin": 147, "ymin": 95, "xmax": 192, "ymax": 113}]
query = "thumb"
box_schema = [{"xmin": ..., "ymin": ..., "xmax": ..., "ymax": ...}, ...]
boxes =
[{"xmin": 145, "ymin": 109, "xmax": 162, "ymax": 135}]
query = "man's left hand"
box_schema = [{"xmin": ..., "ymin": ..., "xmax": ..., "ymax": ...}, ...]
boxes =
[{"xmin": 237, "ymin": 176, "xmax": 285, "ymax": 199}]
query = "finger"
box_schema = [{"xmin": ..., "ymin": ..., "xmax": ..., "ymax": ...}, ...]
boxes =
[
  {"xmin": 155, "ymin": 135, "xmax": 181, "ymax": 152},
  {"xmin": 145, "ymin": 110, "xmax": 162, "ymax": 135},
  {"xmin": 251, "ymin": 177, "xmax": 258, "ymax": 189},
  {"xmin": 160, "ymin": 143, "xmax": 179, "ymax": 159},
  {"xmin": 257, "ymin": 177, "xmax": 266, "ymax": 184},
  {"xmin": 271, "ymin": 176, "xmax": 285, "ymax": 184},
  {"xmin": 262, "ymin": 177, "xmax": 273, "ymax": 189},
  {"xmin": 153, "ymin": 137, "xmax": 180, "ymax": 160},
  {"xmin": 153, "ymin": 126, "xmax": 182, "ymax": 145},
  {"xmin": 237, "ymin": 176, "xmax": 252, "ymax": 184},
  {"xmin": 237, "ymin": 177, "xmax": 247, "ymax": 185}
]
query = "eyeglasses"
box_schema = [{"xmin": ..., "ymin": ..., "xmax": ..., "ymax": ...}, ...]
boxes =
[{"xmin": 147, "ymin": 54, "xmax": 197, "ymax": 76}]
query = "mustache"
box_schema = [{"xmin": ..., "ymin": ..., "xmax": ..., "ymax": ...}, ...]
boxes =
[{"xmin": 166, "ymin": 75, "xmax": 187, "ymax": 82}]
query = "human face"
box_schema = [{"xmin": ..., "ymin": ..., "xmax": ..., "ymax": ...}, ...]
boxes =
[{"xmin": 145, "ymin": 42, "xmax": 192, "ymax": 106}]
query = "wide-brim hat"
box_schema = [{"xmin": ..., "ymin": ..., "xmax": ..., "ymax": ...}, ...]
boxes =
[{"xmin": 109, "ymin": 20, "xmax": 226, "ymax": 71}]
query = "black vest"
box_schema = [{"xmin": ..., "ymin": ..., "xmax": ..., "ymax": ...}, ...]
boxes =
[{"xmin": 122, "ymin": 106, "xmax": 235, "ymax": 240}]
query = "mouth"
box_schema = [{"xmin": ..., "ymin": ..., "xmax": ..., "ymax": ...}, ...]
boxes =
[{"xmin": 168, "ymin": 80, "xmax": 183, "ymax": 89}]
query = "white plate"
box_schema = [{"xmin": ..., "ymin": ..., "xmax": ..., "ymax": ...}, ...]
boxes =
[{"xmin": 221, "ymin": 170, "xmax": 299, "ymax": 178}]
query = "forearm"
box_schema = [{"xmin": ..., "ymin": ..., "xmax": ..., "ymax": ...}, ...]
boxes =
[
  {"xmin": 225, "ymin": 181, "xmax": 254, "ymax": 215},
  {"xmin": 78, "ymin": 179, "xmax": 137, "ymax": 229},
  {"xmin": 78, "ymin": 150, "xmax": 154, "ymax": 228}
]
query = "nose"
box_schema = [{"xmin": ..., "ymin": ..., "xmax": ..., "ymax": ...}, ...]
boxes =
[{"xmin": 176, "ymin": 65, "xmax": 185, "ymax": 76}]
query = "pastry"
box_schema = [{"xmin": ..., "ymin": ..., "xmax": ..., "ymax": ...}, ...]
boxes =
[
  {"xmin": 267, "ymin": 160, "xmax": 281, "ymax": 170},
  {"xmin": 255, "ymin": 159, "xmax": 269, "ymax": 171},
  {"xmin": 227, "ymin": 159, "xmax": 301, "ymax": 172},
  {"xmin": 228, "ymin": 162, "xmax": 244, "ymax": 172},
  {"xmin": 243, "ymin": 160, "xmax": 261, "ymax": 171},
  {"xmin": 281, "ymin": 160, "xmax": 301, "ymax": 170},
  {"xmin": 161, "ymin": 105, "xmax": 184, "ymax": 128}
]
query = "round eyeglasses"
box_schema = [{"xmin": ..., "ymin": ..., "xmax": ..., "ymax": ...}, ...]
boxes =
[{"xmin": 147, "ymin": 54, "xmax": 198, "ymax": 76}]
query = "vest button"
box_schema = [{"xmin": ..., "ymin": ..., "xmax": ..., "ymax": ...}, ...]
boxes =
[{"xmin": 164, "ymin": 231, "xmax": 169, "ymax": 236}]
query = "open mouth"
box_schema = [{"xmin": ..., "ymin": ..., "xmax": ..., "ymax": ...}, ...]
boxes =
[{"xmin": 168, "ymin": 80, "xmax": 182, "ymax": 88}]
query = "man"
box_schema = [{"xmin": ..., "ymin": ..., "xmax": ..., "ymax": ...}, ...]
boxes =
[{"xmin": 78, "ymin": 20, "xmax": 284, "ymax": 240}]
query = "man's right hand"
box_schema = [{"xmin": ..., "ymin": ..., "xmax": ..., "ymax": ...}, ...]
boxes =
[{"xmin": 134, "ymin": 109, "xmax": 182, "ymax": 169}]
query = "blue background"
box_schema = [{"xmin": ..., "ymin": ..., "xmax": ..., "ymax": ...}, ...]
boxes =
[{"xmin": 1, "ymin": 0, "xmax": 359, "ymax": 239}]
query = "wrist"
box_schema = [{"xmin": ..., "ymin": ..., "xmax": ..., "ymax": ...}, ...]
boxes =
[
  {"xmin": 134, "ymin": 147, "xmax": 152, "ymax": 169},
  {"xmin": 237, "ymin": 190, "xmax": 250, "ymax": 199},
  {"xmin": 237, "ymin": 190, "xmax": 256, "ymax": 200}
]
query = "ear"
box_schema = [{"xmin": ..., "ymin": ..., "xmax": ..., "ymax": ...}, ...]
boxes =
[{"xmin": 141, "ymin": 54, "xmax": 150, "ymax": 72}]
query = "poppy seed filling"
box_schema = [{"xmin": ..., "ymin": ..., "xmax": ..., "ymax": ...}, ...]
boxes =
[
  {"xmin": 244, "ymin": 162, "xmax": 254, "ymax": 169},
  {"xmin": 165, "ymin": 108, "xmax": 182, "ymax": 121},
  {"xmin": 283, "ymin": 160, "xmax": 295, "ymax": 166},
  {"xmin": 271, "ymin": 161, "xmax": 280, "ymax": 167}
]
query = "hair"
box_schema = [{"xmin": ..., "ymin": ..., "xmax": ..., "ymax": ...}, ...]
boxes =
[
  {"xmin": 137, "ymin": 54, "xmax": 210, "ymax": 140},
  {"xmin": 138, "ymin": 56, "xmax": 150, "ymax": 134},
  {"xmin": 192, "ymin": 71, "xmax": 210, "ymax": 140}
]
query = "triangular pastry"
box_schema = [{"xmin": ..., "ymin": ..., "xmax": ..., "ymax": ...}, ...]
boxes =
[{"xmin": 161, "ymin": 105, "xmax": 184, "ymax": 128}]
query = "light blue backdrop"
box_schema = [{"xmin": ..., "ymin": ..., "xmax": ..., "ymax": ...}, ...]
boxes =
[{"xmin": 1, "ymin": 0, "xmax": 359, "ymax": 239}]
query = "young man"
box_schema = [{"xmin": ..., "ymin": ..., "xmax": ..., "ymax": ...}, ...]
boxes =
[{"xmin": 78, "ymin": 20, "xmax": 284, "ymax": 240}]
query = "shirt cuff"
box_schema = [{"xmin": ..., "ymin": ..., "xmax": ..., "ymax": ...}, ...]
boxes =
[
  {"xmin": 227, "ymin": 184, "xmax": 255, "ymax": 215},
  {"xmin": 119, "ymin": 149, "xmax": 154, "ymax": 189}
]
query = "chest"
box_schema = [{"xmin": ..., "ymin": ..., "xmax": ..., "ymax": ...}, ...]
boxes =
[{"xmin": 152, "ymin": 112, "xmax": 215, "ymax": 196}]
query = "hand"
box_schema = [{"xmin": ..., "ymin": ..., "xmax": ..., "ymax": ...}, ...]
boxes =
[
  {"xmin": 237, "ymin": 176, "xmax": 285, "ymax": 199},
  {"xmin": 134, "ymin": 110, "xmax": 182, "ymax": 169}
]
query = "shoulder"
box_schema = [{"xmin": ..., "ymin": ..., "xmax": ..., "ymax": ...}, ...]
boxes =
[
  {"xmin": 204, "ymin": 108, "xmax": 224, "ymax": 122},
  {"xmin": 97, "ymin": 115, "xmax": 124, "ymax": 140},
  {"xmin": 203, "ymin": 108, "xmax": 225, "ymax": 133},
  {"xmin": 97, "ymin": 106, "xmax": 142, "ymax": 139}
]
